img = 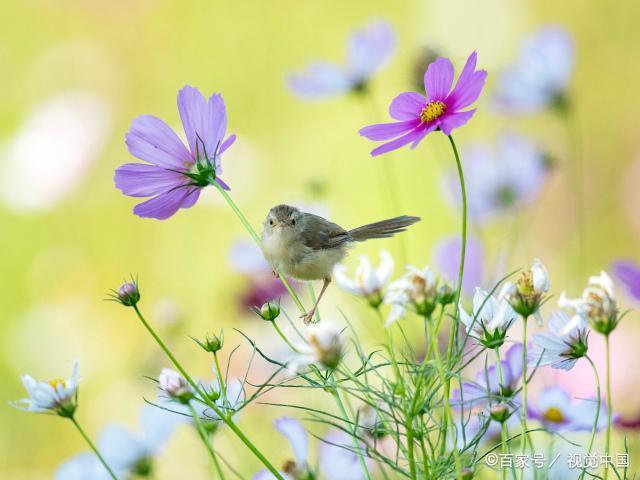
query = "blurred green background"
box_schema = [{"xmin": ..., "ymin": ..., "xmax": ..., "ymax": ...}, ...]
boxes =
[{"xmin": 2, "ymin": 0, "xmax": 640, "ymax": 478}]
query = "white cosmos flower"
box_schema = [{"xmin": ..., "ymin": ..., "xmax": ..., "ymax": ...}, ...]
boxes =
[
  {"xmin": 13, "ymin": 361, "xmax": 80, "ymax": 416},
  {"xmin": 334, "ymin": 250, "xmax": 393, "ymax": 306},
  {"xmin": 158, "ymin": 368, "xmax": 193, "ymax": 403},
  {"xmin": 289, "ymin": 322, "xmax": 345, "ymax": 373},
  {"xmin": 559, "ymin": 271, "xmax": 618, "ymax": 333},
  {"xmin": 384, "ymin": 265, "xmax": 439, "ymax": 325},
  {"xmin": 500, "ymin": 258, "xmax": 550, "ymax": 324},
  {"xmin": 0, "ymin": 91, "xmax": 110, "ymax": 213},
  {"xmin": 459, "ymin": 288, "xmax": 517, "ymax": 347},
  {"xmin": 529, "ymin": 311, "xmax": 589, "ymax": 371}
]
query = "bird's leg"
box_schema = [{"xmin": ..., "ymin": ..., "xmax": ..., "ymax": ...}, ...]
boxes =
[{"xmin": 301, "ymin": 277, "xmax": 331, "ymax": 324}]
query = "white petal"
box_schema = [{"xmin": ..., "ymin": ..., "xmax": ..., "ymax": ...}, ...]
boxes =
[{"xmin": 274, "ymin": 417, "xmax": 308, "ymax": 466}]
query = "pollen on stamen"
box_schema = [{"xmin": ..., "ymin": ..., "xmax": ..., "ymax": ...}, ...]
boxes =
[
  {"xmin": 49, "ymin": 378, "xmax": 66, "ymax": 389},
  {"xmin": 420, "ymin": 101, "xmax": 446, "ymax": 123},
  {"xmin": 543, "ymin": 407, "xmax": 564, "ymax": 423}
]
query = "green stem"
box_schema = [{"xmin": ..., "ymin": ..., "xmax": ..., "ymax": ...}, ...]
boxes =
[
  {"xmin": 603, "ymin": 334, "xmax": 612, "ymax": 480},
  {"xmin": 580, "ymin": 355, "xmax": 601, "ymax": 480},
  {"xmin": 212, "ymin": 182, "xmax": 306, "ymax": 315},
  {"xmin": 520, "ymin": 316, "xmax": 529, "ymax": 480},
  {"xmin": 495, "ymin": 348, "xmax": 517, "ymax": 480},
  {"xmin": 332, "ymin": 385, "xmax": 372, "ymax": 480},
  {"xmin": 272, "ymin": 321, "xmax": 299, "ymax": 353},
  {"xmin": 70, "ymin": 417, "xmax": 118, "ymax": 480},
  {"xmin": 213, "ymin": 351, "xmax": 228, "ymax": 403},
  {"xmin": 439, "ymin": 134, "xmax": 466, "ymax": 476},
  {"xmin": 189, "ymin": 402, "xmax": 226, "ymax": 479},
  {"xmin": 132, "ymin": 305, "xmax": 285, "ymax": 480}
]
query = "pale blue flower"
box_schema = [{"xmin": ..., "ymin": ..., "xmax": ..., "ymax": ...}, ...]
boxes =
[{"xmin": 529, "ymin": 311, "xmax": 589, "ymax": 371}]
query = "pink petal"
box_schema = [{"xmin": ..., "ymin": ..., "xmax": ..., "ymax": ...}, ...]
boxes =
[
  {"xmin": 177, "ymin": 86, "xmax": 227, "ymax": 161},
  {"xmin": 447, "ymin": 52, "xmax": 488, "ymax": 110},
  {"xmin": 423, "ymin": 58, "xmax": 454, "ymax": 101},
  {"xmin": 133, "ymin": 186, "xmax": 201, "ymax": 220},
  {"xmin": 370, "ymin": 127, "xmax": 427, "ymax": 156},
  {"xmin": 125, "ymin": 115, "xmax": 192, "ymax": 169},
  {"xmin": 439, "ymin": 110, "xmax": 477, "ymax": 135},
  {"xmin": 359, "ymin": 120, "xmax": 419, "ymax": 141},
  {"xmin": 410, "ymin": 123, "xmax": 437, "ymax": 148},
  {"xmin": 219, "ymin": 134, "xmax": 236, "ymax": 155},
  {"xmin": 114, "ymin": 163, "xmax": 186, "ymax": 197},
  {"xmin": 388, "ymin": 92, "xmax": 426, "ymax": 120}
]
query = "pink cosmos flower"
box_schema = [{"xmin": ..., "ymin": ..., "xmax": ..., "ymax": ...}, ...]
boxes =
[
  {"xmin": 115, "ymin": 85, "xmax": 236, "ymax": 219},
  {"xmin": 359, "ymin": 52, "xmax": 487, "ymax": 156}
]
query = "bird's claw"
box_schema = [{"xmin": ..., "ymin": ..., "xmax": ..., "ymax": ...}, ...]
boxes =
[{"xmin": 300, "ymin": 310, "xmax": 316, "ymax": 324}]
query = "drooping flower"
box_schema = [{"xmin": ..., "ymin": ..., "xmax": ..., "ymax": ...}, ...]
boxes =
[
  {"xmin": 434, "ymin": 235, "xmax": 484, "ymax": 297},
  {"xmin": 611, "ymin": 260, "xmax": 640, "ymax": 301},
  {"xmin": 527, "ymin": 386, "xmax": 607, "ymax": 432},
  {"xmin": 12, "ymin": 361, "xmax": 80, "ymax": 417},
  {"xmin": 444, "ymin": 133, "xmax": 550, "ymax": 224},
  {"xmin": 158, "ymin": 368, "xmax": 193, "ymax": 403},
  {"xmin": 359, "ymin": 51, "xmax": 487, "ymax": 156},
  {"xmin": 287, "ymin": 20, "xmax": 395, "ymax": 99},
  {"xmin": 500, "ymin": 258, "xmax": 550, "ymax": 323},
  {"xmin": 528, "ymin": 311, "xmax": 588, "ymax": 371},
  {"xmin": 289, "ymin": 322, "xmax": 345, "ymax": 373},
  {"xmin": 494, "ymin": 25, "xmax": 575, "ymax": 114},
  {"xmin": 559, "ymin": 271, "xmax": 619, "ymax": 334},
  {"xmin": 334, "ymin": 250, "xmax": 394, "ymax": 308},
  {"xmin": 459, "ymin": 288, "xmax": 517, "ymax": 348},
  {"xmin": 384, "ymin": 265, "xmax": 446, "ymax": 324},
  {"xmin": 56, "ymin": 406, "xmax": 178, "ymax": 480},
  {"xmin": 114, "ymin": 85, "xmax": 236, "ymax": 219},
  {"xmin": 451, "ymin": 343, "xmax": 523, "ymax": 408}
]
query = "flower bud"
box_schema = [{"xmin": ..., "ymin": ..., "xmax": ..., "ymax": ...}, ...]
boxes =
[
  {"xmin": 490, "ymin": 404, "xmax": 512, "ymax": 423},
  {"xmin": 158, "ymin": 368, "xmax": 193, "ymax": 404},
  {"xmin": 460, "ymin": 467, "xmax": 474, "ymax": 480},
  {"xmin": 252, "ymin": 301, "xmax": 281, "ymax": 321},
  {"xmin": 436, "ymin": 283, "xmax": 455, "ymax": 305},
  {"xmin": 112, "ymin": 280, "xmax": 140, "ymax": 307},
  {"xmin": 193, "ymin": 331, "xmax": 224, "ymax": 353}
]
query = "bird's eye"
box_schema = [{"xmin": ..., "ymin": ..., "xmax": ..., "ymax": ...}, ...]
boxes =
[
  {"xmin": 269, "ymin": 219, "xmax": 274, "ymax": 226},
  {"xmin": 291, "ymin": 218, "xmax": 296, "ymax": 225}
]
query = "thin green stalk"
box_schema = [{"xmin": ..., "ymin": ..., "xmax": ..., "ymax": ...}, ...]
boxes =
[
  {"xmin": 439, "ymin": 134, "xmax": 466, "ymax": 472},
  {"xmin": 332, "ymin": 385, "xmax": 372, "ymax": 480},
  {"xmin": 580, "ymin": 355, "xmax": 601, "ymax": 480},
  {"xmin": 212, "ymin": 182, "xmax": 305, "ymax": 315},
  {"xmin": 272, "ymin": 321, "xmax": 299, "ymax": 353},
  {"xmin": 603, "ymin": 334, "xmax": 612, "ymax": 480},
  {"xmin": 70, "ymin": 417, "xmax": 118, "ymax": 480},
  {"xmin": 213, "ymin": 351, "xmax": 228, "ymax": 403},
  {"xmin": 495, "ymin": 348, "xmax": 517, "ymax": 480},
  {"xmin": 189, "ymin": 402, "xmax": 226, "ymax": 479},
  {"xmin": 131, "ymin": 305, "xmax": 285, "ymax": 480},
  {"xmin": 519, "ymin": 316, "xmax": 529, "ymax": 480}
]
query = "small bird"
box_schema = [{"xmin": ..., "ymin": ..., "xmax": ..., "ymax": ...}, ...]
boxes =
[{"xmin": 261, "ymin": 204, "xmax": 420, "ymax": 323}]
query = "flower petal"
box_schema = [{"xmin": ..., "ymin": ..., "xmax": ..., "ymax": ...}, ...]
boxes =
[
  {"xmin": 177, "ymin": 86, "xmax": 227, "ymax": 159},
  {"xmin": 369, "ymin": 127, "xmax": 427, "ymax": 156},
  {"xmin": 358, "ymin": 120, "xmax": 418, "ymax": 141},
  {"xmin": 439, "ymin": 109, "xmax": 477, "ymax": 135},
  {"xmin": 114, "ymin": 163, "xmax": 186, "ymax": 197},
  {"xmin": 388, "ymin": 92, "xmax": 426, "ymax": 120},
  {"xmin": 125, "ymin": 115, "xmax": 191, "ymax": 169},
  {"xmin": 133, "ymin": 186, "xmax": 201, "ymax": 220},
  {"xmin": 347, "ymin": 21, "xmax": 396, "ymax": 78},
  {"xmin": 274, "ymin": 417, "xmax": 308, "ymax": 467},
  {"xmin": 287, "ymin": 63, "xmax": 352, "ymax": 99},
  {"xmin": 447, "ymin": 53, "xmax": 488, "ymax": 110},
  {"xmin": 423, "ymin": 58, "xmax": 454, "ymax": 101}
]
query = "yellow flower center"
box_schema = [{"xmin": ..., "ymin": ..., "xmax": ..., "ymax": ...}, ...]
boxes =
[
  {"xmin": 543, "ymin": 407, "xmax": 564, "ymax": 423},
  {"xmin": 49, "ymin": 378, "xmax": 66, "ymax": 389},
  {"xmin": 420, "ymin": 101, "xmax": 446, "ymax": 123}
]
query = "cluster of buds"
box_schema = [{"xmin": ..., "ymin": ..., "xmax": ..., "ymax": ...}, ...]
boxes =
[
  {"xmin": 385, "ymin": 266, "xmax": 454, "ymax": 324},
  {"xmin": 333, "ymin": 251, "xmax": 394, "ymax": 309},
  {"xmin": 158, "ymin": 368, "xmax": 194, "ymax": 404},
  {"xmin": 13, "ymin": 362, "xmax": 80, "ymax": 418},
  {"xmin": 559, "ymin": 271, "xmax": 619, "ymax": 335},
  {"xmin": 193, "ymin": 331, "xmax": 224, "ymax": 353},
  {"xmin": 500, "ymin": 259, "xmax": 549, "ymax": 322},
  {"xmin": 252, "ymin": 300, "xmax": 281, "ymax": 321}
]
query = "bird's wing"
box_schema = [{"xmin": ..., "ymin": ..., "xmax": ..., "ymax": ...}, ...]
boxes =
[{"xmin": 300, "ymin": 214, "xmax": 350, "ymax": 250}]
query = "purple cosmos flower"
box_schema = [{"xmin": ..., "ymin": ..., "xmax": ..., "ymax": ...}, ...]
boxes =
[
  {"xmin": 494, "ymin": 25, "xmax": 574, "ymax": 114},
  {"xmin": 434, "ymin": 235, "xmax": 484, "ymax": 297},
  {"xmin": 444, "ymin": 133, "xmax": 550, "ymax": 224},
  {"xmin": 451, "ymin": 343, "xmax": 523, "ymax": 409},
  {"xmin": 115, "ymin": 85, "xmax": 236, "ymax": 220},
  {"xmin": 359, "ymin": 51, "xmax": 487, "ymax": 156},
  {"xmin": 527, "ymin": 386, "xmax": 608, "ymax": 432},
  {"xmin": 287, "ymin": 20, "xmax": 395, "ymax": 99},
  {"xmin": 528, "ymin": 311, "xmax": 589, "ymax": 371},
  {"xmin": 612, "ymin": 260, "xmax": 640, "ymax": 301}
]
